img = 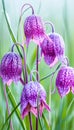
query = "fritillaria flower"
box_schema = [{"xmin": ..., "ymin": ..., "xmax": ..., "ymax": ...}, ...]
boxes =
[
  {"xmin": 56, "ymin": 66, "xmax": 74, "ymax": 97},
  {"xmin": 41, "ymin": 32, "xmax": 65, "ymax": 67},
  {"xmin": 0, "ymin": 52, "xmax": 22, "ymax": 85},
  {"xmin": 49, "ymin": 32, "xmax": 65, "ymax": 58},
  {"xmin": 24, "ymin": 15, "xmax": 45, "ymax": 46},
  {"xmin": 20, "ymin": 81, "xmax": 50, "ymax": 119},
  {"xmin": 21, "ymin": 3, "xmax": 45, "ymax": 46}
]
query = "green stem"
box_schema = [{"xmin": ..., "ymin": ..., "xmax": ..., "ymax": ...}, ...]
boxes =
[
  {"xmin": 40, "ymin": 63, "xmax": 61, "ymax": 82},
  {"xmin": 45, "ymin": 22, "xmax": 55, "ymax": 33},
  {"xmin": 11, "ymin": 43, "xmax": 28, "ymax": 84},
  {"xmin": 36, "ymin": 45, "xmax": 39, "ymax": 130},
  {"xmin": 17, "ymin": 7, "xmax": 31, "ymax": 41},
  {"xmin": 29, "ymin": 112, "xmax": 33, "ymax": 130}
]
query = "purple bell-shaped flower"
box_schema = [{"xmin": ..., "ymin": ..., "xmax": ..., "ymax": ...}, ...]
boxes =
[
  {"xmin": 0, "ymin": 52, "xmax": 22, "ymax": 85},
  {"xmin": 41, "ymin": 22, "xmax": 65, "ymax": 67},
  {"xmin": 21, "ymin": 3, "xmax": 46, "ymax": 46},
  {"xmin": 24, "ymin": 15, "xmax": 45, "ymax": 46},
  {"xmin": 56, "ymin": 66, "xmax": 74, "ymax": 97},
  {"xmin": 20, "ymin": 81, "xmax": 50, "ymax": 119}
]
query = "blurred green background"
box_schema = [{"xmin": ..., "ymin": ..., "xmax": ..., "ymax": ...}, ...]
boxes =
[{"xmin": 0, "ymin": 0, "xmax": 74, "ymax": 130}]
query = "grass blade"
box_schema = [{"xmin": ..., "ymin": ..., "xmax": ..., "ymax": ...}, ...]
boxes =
[
  {"xmin": 2, "ymin": 0, "xmax": 16, "ymax": 43},
  {"xmin": 5, "ymin": 86, "xmax": 26, "ymax": 130},
  {"xmin": 2, "ymin": 0, "xmax": 23, "ymax": 58},
  {"xmin": 42, "ymin": 114, "xmax": 50, "ymax": 130},
  {"xmin": 1, "ymin": 102, "xmax": 20, "ymax": 130}
]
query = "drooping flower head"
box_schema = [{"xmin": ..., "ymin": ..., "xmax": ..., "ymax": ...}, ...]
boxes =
[
  {"xmin": 56, "ymin": 66, "xmax": 74, "ymax": 97},
  {"xmin": 20, "ymin": 81, "xmax": 50, "ymax": 119},
  {"xmin": 41, "ymin": 37, "xmax": 58, "ymax": 67},
  {"xmin": 40, "ymin": 22, "xmax": 65, "ymax": 67},
  {"xmin": 21, "ymin": 3, "xmax": 45, "ymax": 46},
  {"xmin": 49, "ymin": 32, "xmax": 65, "ymax": 58},
  {"xmin": 0, "ymin": 52, "xmax": 22, "ymax": 85},
  {"xmin": 24, "ymin": 15, "xmax": 45, "ymax": 46}
]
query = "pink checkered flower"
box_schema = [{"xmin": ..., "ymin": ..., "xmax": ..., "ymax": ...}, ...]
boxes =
[
  {"xmin": 41, "ymin": 33, "xmax": 65, "ymax": 67},
  {"xmin": 24, "ymin": 15, "xmax": 45, "ymax": 46},
  {"xmin": 56, "ymin": 66, "xmax": 74, "ymax": 97},
  {"xmin": 20, "ymin": 81, "xmax": 50, "ymax": 119},
  {"xmin": 0, "ymin": 52, "xmax": 22, "ymax": 85}
]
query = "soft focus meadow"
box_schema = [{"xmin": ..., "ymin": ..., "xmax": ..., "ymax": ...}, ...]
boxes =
[{"xmin": 0, "ymin": 0, "xmax": 74, "ymax": 130}]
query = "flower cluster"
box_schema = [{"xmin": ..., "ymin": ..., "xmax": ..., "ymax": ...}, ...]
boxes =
[
  {"xmin": 21, "ymin": 3, "xmax": 74, "ymax": 98},
  {"xmin": 0, "ymin": 4, "xmax": 51, "ymax": 121},
  {"xmin": 0, "ymin": 2, "xmax": 73, "ymax": 130},
  {"xmin": 24, "ymin": 9, "xmax": 65, "ymax": 67}
]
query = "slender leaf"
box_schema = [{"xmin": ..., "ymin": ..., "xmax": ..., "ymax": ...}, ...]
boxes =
[
  {"xmin": 6, "ymin": 86, "xmax": 26, "ymax": 130},
  {"xmin": 1, "ymin": 101, "xmax": 20, "ymax": 130},
  {"xmin": 2, "ymin": 0, "xmax": 16, "ymax": 43},
  {"xmin": 2, "ymin": 0, "xmax": 23, "ymax": 58},
  {"xmin": 42, "ymin": 114, "xmax": 50, "ymax": 130}
]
